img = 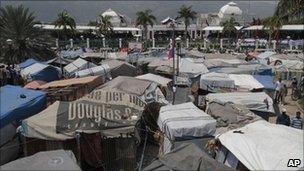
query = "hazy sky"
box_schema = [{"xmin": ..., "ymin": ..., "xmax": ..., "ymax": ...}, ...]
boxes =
[{"xmin": 2, "ymin": 1, "xmax": 279, "ymax": 24}]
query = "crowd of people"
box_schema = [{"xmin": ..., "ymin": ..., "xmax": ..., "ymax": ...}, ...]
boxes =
[{"xmin": 0, "ymin": 64, "xmax": 22, "ymax": 86}]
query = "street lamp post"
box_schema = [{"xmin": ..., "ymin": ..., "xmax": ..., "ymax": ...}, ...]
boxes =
[{"xmin": 176, "ymin": 36, "xmax": 182, "ymax": 76}]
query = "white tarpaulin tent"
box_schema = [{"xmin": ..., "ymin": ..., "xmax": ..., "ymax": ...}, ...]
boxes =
[
  {"xmin": 136, "ymin": 73, "xmax": 172, "ymax": 87},
  {"xmin": 64, "ymin": 58, "xmax": 96, "ymax": 77},
  {"xmin": 179, "ymin": 58, "xmax": 209, "ymax": 77},
  {"xmin": 228, "ymin": 74, "xmax": 264, "ymax": 91},
  {"xmin": 200, "ymin": 72, "xmax": 235, "ymax": 91},
  {"xmin": 206, "ymin": 92, "xmax": 274, "ymax": 113},
  {"xmin": 158, "ymin": 102, "xmax": 216, "ymax": 154},
  {"xmin": 74, "ymin": 64, "xmax": 110, "ymax": 78},
  {"xmin": 0, "ymin": 150, "xmax": 81, "ymax": 170},
  {"xmin": 158, "ymin": 102, "xmax": 216, "ymax": 140},
  {"xmin": 219, "ymin": 120, "xmax": 304, "ymax": 170}
]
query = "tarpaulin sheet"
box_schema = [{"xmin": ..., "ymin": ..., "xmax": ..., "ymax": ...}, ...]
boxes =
[
  {"xmin": 228, "ymin": 74, "xmax": 264, "ymax": 90},
  {"xmin": 253, "ymin": 75, "xmax": 275, "ymax": 90},
  {"xmin": 18, "ymin": 58, "xmax": 40, "ymax": 69},
  {"xmin": 0, "ymin": 85, "xmax": 46, "ymax": 128},
  {"xmin": 157, "ymin": 102, "xmax": 216, "ymax": 140},
  {"xmin": 200, "ymin": 72, "xmax": 235, "ymax": 91},
  {"xmin": 144, "ymin": 143, "xmax": 233, "ymax": 171},
  {"xmin": 136, "ymin": 73, "xmax": 171, "ymax": 87},
  {"xmin": 206, "ymin": 92, "xmax": 274, "ymax": 113},
  {"xmin": 0, "ymin": 150, "xmax": 81, "ymax": 170},
  {"xmin": 219, "ymin": 120, "xmax": 304, "ymax": 170}
]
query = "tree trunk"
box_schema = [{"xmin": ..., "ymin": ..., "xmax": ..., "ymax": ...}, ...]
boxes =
[{"xmin": 185, "ymin": 25, "xmax": 188, "ymax": 39}]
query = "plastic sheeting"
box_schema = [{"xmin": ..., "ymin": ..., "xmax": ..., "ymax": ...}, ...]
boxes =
[
  {"xmin": 219, "ymin": 120, "xmax": 304, "ymax": 170},
  {"xmin": 200, "ymin": 72, "xmax": 235, "ymax": 91},
  {"xmin": 179, "ymin": 58, "xmax": 209, "ymax": 77},
  {"xmin": 101, "ymin": 60, "xmax": 137, "ymax": 78},
  {"xmin": 18, "ymin": 58, "xmax": 40, "ymax": 69},
  {"xmin": 228, "ymin": 74, "xmax": 264, "ymax": 90},
  {"xmin": 206, "ymin": 92, "xmax": 274, "ymax": 113},
  {"xmin": 157, "ymin": 102, "xmax": 216, "ymax": 141},
  {"xmin": 144, "ymin": 143, "xmax": 233, "ymax": 171},
  {"xmin": 74, "ymin": 64, "xmax": 110, "ymax": 78},
  {"xmin": 136, "ymin": 73, "xmax": 171, "ymax": 87},
  {"xmin": 64, "ymin": 58, "xmax": 96, "ymax": 77},
  {"xmin": 0, "ymin": 150, "xmax": 81, "ymax": 170},
  {"xmin": 0, "ymin": 85, "xmax": 46, "ymax": 128},
  {"xmin": 253, "ymin": 75, "xmax": 275, "ymax": 90},
  {"xmin": 20, "ymin": 63, "xmax": 60, "ymax": 82}
]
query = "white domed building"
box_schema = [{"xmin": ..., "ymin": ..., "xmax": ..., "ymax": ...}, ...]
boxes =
[
  {"xmin": 218, "ymin": 2, "xmax": 243, "ymax": 22},
  {"xmin": 101, "ymin": 8, "xmax": 129, "ymax": 27}
]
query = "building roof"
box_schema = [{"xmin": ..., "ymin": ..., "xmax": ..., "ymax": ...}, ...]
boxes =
[
  {"xmin": 218, "ymin": 2, "xmax": 242, "ymax": 18},
  {"xmin": 203, "ymin": 26, "xmax": 242, "ymax": 31},
  {"xmin": 244, "ymin": 25, "xmax": 304, "ymax": 31}
]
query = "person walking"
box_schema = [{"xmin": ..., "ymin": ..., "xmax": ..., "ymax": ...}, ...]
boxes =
[
  {"xmin": 291, "ymin": 111, "xmax": 303, "ymax": 129},
  {"xmin": 274, "ymin": 78, "xmax": 283, "ymax": 103},
  {"xmin": 280, "ymin": 84, "xmax": 288, "ymax": 105},
  {"xmin": 276, "ymin": 108, "xmax": 290, "ymax": 126}
]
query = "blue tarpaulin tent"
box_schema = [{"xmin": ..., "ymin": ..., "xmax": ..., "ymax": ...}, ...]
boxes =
[
  {"xmin": 18, "ymin": 58, "xmax": 40, "ymax": 69},
  {"xmin": 0, "ymin": 85, "xmax": 46, "ymax": 128},
  {"xmin": 253, "ymin": 75, "xmax": 276, "ymax": 90}
]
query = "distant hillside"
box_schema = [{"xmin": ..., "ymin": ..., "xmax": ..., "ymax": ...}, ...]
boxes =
[{"xmin": 2, "ymin": 1, "xmax": 278, "ymax": 25}]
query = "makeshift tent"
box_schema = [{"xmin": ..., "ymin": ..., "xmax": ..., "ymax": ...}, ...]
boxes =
[
  {"xmin": 60, "ymin": 49, "xmax": 84, "ymax": 59},
  {"xmin": 158, "ymin": 102, "xmax": 216, "ymax": 154},
  {"xmin": 20, "ymin": 63, "xmax": 60, "ymax": 82},
  {"xmin": 100, "ymin": 59, "xmax": 137, "ymax": 78},
  {"xmin": 74, "ymin": 64, "xmax": 110, "ymax": 78},
  {"xmin": 218, "ymin": 120, "xmax": 304, "ymax": 170},
  {"xmin": 252, "ymin": 75, "xmax": 275, "ymax": 90},
  {"xmin": 200, "ymin": 72, "xmax": 235, "ymax": 91},
  {"xmin": 46, "ymin": 57, "xmax": 72, "ymax": 67},
  {"xmin": 39, "ymin": 76, "xmax": 103, "ymax": 89},
  {"xmin": 63, "ymin": 58, "xmax": 96, "ymax": 77},
  {"xmin": 206, "ymin": 101, "xmax": 262, "ymax": 135},
  {"xmin": 228, "ymin": 74, "xmax": 264, "ymax": 91},
  {"xmin": 107, "ymin": 52, "xmax": 128, "ymax": 60},
  {"xmin": 210, "ymin": 64, "xmax": 272, "ymax": 76},
  {"xmin": 0, "ymin": 85, "xmax": 46, "ymax": 128},
  {"xmin": 144, "ymin": 143, "xmax": 233, "ymax": 171},
  {"xmin": 206, "ymin": 92, "xmax": 274, "ymax": 120},
  {"xmin": 24, "ymin": 80, "xmax": 46, "ymax": 90},
  {"xmin": 18, "ymin": 58, "xmax": 40, "ymax": 69},
  {"xmin": 179, "ymin": 58, "xmax": 209, "ymax": 77},
  {"xmin": 1, "ymin": 123, "xmax": 20, "ymax": 165},
  {"xmin": 0, "ymin": 150, "xmax": 81, "ymax": 170},
  {"xmin": 136, "ymin": 73, "xmax": 172, "ymax": 87},
  {"xmin": 203, "ymin": 59, "xmax": 244, "ymax": 69}
]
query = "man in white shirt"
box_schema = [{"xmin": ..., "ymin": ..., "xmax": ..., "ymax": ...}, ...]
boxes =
[{"xmin": 274, "ymin": 78, "xmax": 282, "ymax": 103}]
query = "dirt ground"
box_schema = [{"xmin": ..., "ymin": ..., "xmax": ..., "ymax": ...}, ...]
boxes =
[{"xmin": 269, "ymin": 88, "xmax": 304, "ymax": 124}]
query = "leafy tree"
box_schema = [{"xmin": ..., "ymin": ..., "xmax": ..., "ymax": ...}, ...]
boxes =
[
  {"xmin": 0, "ymin": 5, "xmax": 54, "ymax": 64},
  {"xmin": 262, "ymin": 16, "xmax": 283, "ymax": 43},
  {"xmin": 221, "ymin": 17, "xmax": 239, "ymax": 45},
  {"xmin": 177, "ymin": 5, "xmax": 197, "ymax": 39},
  {"xmin": 135, "ymin": 9, "xmax": 156, "ymax": 40},
  {"xmin": 97, "ymin": 15, "xmax": 113, "ymax": 37},
  {"xmin": 54, "ymin": 10, "xmax": 76, "ymax": 40}
]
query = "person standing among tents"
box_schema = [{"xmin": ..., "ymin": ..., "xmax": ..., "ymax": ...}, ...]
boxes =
[
  {"xmin": 276, "ymin": 108, "xmax": 290, "ymax": 126},
  {"xmin": 280, "ymin": 84, "xmax": 288, "ymax": 105},
  {"xmin": 274, "ymin": 78, "xmax": 283, "ymax": 103},
  {"xmin": 291, "ymin": 111, "xmax": 303, "ymax": 129}
]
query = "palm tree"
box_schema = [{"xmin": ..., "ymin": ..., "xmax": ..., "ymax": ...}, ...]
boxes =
[
  {"xmin": 97, "ymin": 15, "xmax": 113, "ymax": 37},
  {"xmin": 135, "ymin": 9, "xmax": 156, "ymax": 40},
  {"xmin": 274, "ymin": 0, "xmax": 303, "ymax": 24},
  {"xmin": 221, "ymin": 17, "xmax": 239, "ymax": 46},
  {"xmin": 262, "ymin": 15, "xmax": 283, "ymax": 45},
  {"xmin": 0, "ymin": 5, "xmax": 55, "ymax": 64},
  {"xmin": 177, "ymin": 5, "xmax": 197, "ymax": 39},
  {"xmin": 54, "ymin": 10, "xmax": 76, "ymax": 40}
]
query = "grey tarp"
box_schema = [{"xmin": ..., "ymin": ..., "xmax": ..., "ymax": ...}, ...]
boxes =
[
  {"xmin": 101, "ymin": 59, "xmax": 137, "ymax": 78},
  {"xmin": 206, "ymin": 101, "xmax": 262, "ymax": 135},
  {"xmin": 144, "ymin": 143, "xmax": 233, "ymax": 171},
  {"xmin": 0, "ymin": 150, "xmax": 81, "ymax": 170}
]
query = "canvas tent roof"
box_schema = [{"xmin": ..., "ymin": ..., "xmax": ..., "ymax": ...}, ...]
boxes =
[
  {"xmin": 0, "ymin": 85, "xmax": 46, "ymax": 128},
  {"xmin": 24, "ymin": 80, "xmax": 46, "ymax": 90},
  {"xmin": 218, "ymin": 120, "xmax": 304, "ymax": 170},
  {"xmin": 136, "ymin": 73, "xmax": 172, "ymax": 87},
  {"xmin": 206, "ymin": 92, "xmax": 274, "ymax": 113},
  {"xmin": 228, "ymin": 74, "xmax": 264, "ymax": 91},
  {"xmin": 20, "ymin": 63, "xmax": 60, "ymax": 82},
  {"xmin": 200, "ymin": 72, "xmax": 235, "ymax": 91},
  {"xmin": 0, "ymin": 150, "xmax": 81, "ymax": 170},
  {"xmin": 206, "ymin": 101, "xmax": 262, "ymax": 135},
  {"xmin": 100, "ymin": 59, "xmax": 137, "ymax": 78},
  {"xmin": 64, "ymin": 58, "xmax": 96, "ymax": 76},
  {"xmin": 179, "ymin": 58, "xmax": 209, "ymax": 76},
  {"xmin": 74, "ymin": 64, "xmax": 110, "ymax": 78},
  {"xmin": 158, "ymin": 102, "xmax": 216, "ymax": 140},
  {"xmin": 18, "ymin": 58, "xmax": 40, "ymax": 69},
  {"xmin": 210, "ymin": 64, "xmax": 272, "ymax": 75},
  {"xmin": 39, "ymin": 76, "xmax": 102, "ymax": 89},
  {"xmin": 144, "ymin": 143, "xmax": 233, "ymax": 171}
]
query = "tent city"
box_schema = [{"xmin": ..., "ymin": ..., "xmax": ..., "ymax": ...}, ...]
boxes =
[{"xmin": 0, "ymin": 0, "xmax": 303, "ymax": 170}]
